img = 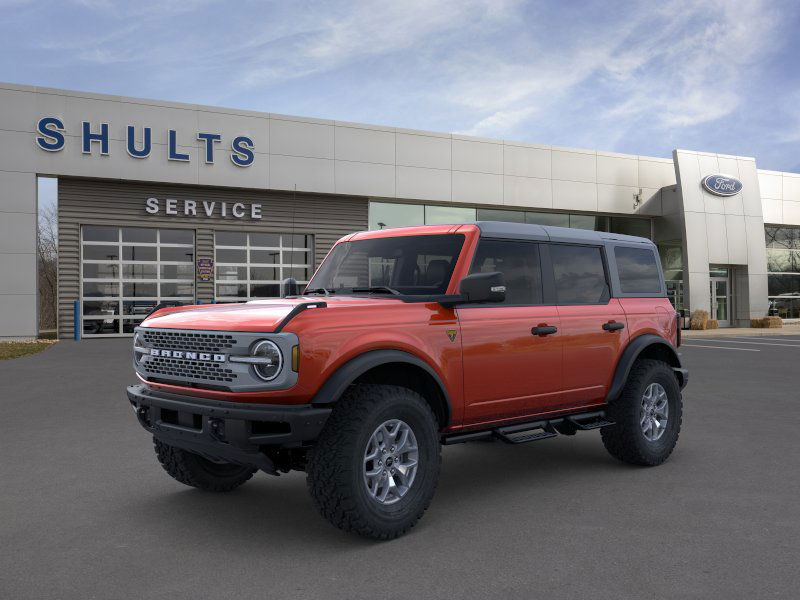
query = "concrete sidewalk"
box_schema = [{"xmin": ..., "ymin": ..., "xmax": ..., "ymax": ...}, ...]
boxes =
[{"xmin": 683, "ymin": 323, "xmax": 800, "ymax": 338}]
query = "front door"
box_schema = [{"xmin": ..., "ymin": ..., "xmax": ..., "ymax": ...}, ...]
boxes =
[
  {"xmin": 459, "ymin": 239, "xmax": 563, "ymax": 426},
  {"xmin": 710, "ymin": 269, "xmax": 730, "ymax": 327}
]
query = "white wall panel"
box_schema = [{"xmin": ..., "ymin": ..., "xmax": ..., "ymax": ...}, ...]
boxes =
[
  {"xmin": 335, "ymin": 126, "xmax": 395, "ymax": 165},
  {"xmin": 270, "ymin": 119, "xmax": 334, "ymax": 159},
  {"xmin": 452, "ymin": 171, "xmax": 502, "ymax": 204},
  {"xmin": 552, "ymin": 180, "xmax": 597, "ymax": 211},
  {"xmin": 396, "ymin": 134, "xmax": 451, "ymax": 170},
  {"xmin": 551, "ymin": 150, "xmax": 595, "ymax": 183},
  {"xmin": 597, "ymin": 155, "xmax": 638, "ymax": 187},
  {"xmin": 639, "ymin": 159, "xmax": 676, "ymax": 189},
  {"xmin": 452, "ymin": 139, "xmax": 502, "ymax": 174},
  {"xmin": 503, "ymin": 145, "xmax": 550, "ymax": 179},
  {"xmin": 396, "ymin": 166, "xmax": 450, "ymax": 202},
  {"xmin": 335, "ymin": 160, "xmax": 395, "ymax": 197},
  {"xmin": 757, "ymin": 172, "xmax": 782, "ymax": 199},
  {"xmin": 269, "ymin": 155, "xmax": 334, "ymax": 193},
  {"xmin": 503, "ymin": 175, "xmax": 552, "ymax": 209},
  {"xmin": 783, "ymin": 174, "xmax": 800, "ymax": 202}
]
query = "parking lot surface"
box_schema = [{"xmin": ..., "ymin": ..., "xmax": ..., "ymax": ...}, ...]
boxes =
[{"xmin": 2, "ymin": 337, "xmax": 799, "ymax": 599}]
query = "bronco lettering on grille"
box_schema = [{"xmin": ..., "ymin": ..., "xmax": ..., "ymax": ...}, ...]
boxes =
[{"xmin": 149, "ymin": 349, "xmax": 226, "ymax": 362}]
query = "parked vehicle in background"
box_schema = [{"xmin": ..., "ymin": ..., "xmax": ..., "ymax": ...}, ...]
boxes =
[{"xmin": 127, "ymin": 222, "xmax": 687, "ymax": 539}]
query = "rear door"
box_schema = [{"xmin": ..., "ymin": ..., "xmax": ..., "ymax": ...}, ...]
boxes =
[
  {"xmin": 459, "ymin": 239, "xmax": 562, "ymax": 426},
  {"xmin": 547, "ymin": 243, "xmax": 629, "ymax": 408}
]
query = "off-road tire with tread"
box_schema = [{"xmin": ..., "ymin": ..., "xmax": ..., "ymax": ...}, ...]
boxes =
[
  {"xmin": 306, "ymin": 384, "xmax": 441, "ymax": 540},
  {"xmin": 153, "ymin": 438, "xmax": 256, "ymax": 492},
  {"xmin": 601, "ymin": 359, "xmax": 682, "ymax": 466}
]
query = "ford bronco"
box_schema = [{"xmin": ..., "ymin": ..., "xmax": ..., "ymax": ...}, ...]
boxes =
[{"xmin": 127, "ymin": 222, "xmax": 687, "ymax": 539}]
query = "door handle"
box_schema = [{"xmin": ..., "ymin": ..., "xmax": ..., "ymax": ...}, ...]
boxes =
[
  {"xmin": 602, "ymin": 321, "xmax": 625, "ymax": 331},
  {"xmin": 532, "ymin": 325, "xmax": 558, "ymax": 336}
]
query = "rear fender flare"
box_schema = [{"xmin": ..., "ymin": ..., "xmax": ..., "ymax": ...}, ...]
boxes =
[{"xmin": 606, "ymin": 334, "xmax": 683, "ymax": 403}]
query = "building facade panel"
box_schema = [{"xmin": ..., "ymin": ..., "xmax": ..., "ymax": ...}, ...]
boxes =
[{"xmin": 0, "ymin": 82, "xmax": 798, "ymax": 337}]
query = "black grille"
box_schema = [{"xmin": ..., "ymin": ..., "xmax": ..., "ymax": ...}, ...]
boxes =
[
  {"xmin": 142, "ymin": 330, "xmax": 237, "ymax": 353},
  {"xmin": 144, "ymin": 356, "xmax": 238, "ymax": 383}
]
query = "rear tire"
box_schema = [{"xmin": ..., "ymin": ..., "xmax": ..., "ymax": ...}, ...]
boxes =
[
  {"xmin": 306, "ymin": 384, "xmax": 441, "ymax": 540},
  {"xmin": 601, "ymin": 359, "xmax": 682, "ymax": 466},
  {"xmin": 153, "ymin": 438, "xmax": 256, "ymax": 492}
]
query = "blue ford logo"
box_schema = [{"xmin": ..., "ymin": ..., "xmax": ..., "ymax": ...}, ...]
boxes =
[{"xmin": 702, "ymin": 174, "xmax": 743, "ymax": 196}]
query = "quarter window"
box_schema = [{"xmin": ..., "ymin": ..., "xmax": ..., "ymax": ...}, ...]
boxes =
[
  {"xmin": 614, "ymin": 247, "xmax": 661, "ymax": 294},
  {"xmin": 469, "ymin": 240, "xmax": 543, "ymax": 305},
  {"xmin": 550, "ymin": 245, "xmax": 608, "ymax": 304}
]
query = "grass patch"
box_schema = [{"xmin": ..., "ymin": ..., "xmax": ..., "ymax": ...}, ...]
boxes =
[{"xmin": 0, "ymin": 341, "xmax": 57, "ymax": 360}]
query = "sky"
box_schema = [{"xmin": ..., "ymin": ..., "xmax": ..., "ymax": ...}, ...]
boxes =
[{"xmin": 3, "ymin": 0, "xmax": 800, "ymax": 174}]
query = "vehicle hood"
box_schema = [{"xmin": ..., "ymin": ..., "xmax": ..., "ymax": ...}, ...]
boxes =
[{"xmin": 139, "ymin": 296, "xmax": 405, "ymax": 333}]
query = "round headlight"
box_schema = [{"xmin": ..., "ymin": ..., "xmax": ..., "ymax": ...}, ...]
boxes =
[{"xmin": 252, "ymin": 340, "xmax": 282, "ymax": 381}]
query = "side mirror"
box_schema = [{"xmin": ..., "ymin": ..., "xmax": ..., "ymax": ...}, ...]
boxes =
[
  {"xmin": 280, "ymin": 277, "xmax": 299, "ymax": 298},
  {"xmin": 439, "ymin": 272, "xmax": 506, "ymax": 307}
]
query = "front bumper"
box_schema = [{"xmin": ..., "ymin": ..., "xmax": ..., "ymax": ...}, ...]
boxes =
[{"xmin": 127, "ymin": 384, "xmax": 331, "ymax": 474}]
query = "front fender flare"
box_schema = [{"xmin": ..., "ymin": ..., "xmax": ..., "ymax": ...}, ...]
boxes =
[
  {"xmin": 606, "ymin": 334, "xmax": 685, "ymax": 403},
  {"xmin": 310, "ymin": 349, "xmax": 452, "ymax": 425}
]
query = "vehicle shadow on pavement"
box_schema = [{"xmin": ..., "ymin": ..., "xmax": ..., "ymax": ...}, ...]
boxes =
[{"xmin": 125, "ymin": 434, "xmax": 624, "ymax": 548}]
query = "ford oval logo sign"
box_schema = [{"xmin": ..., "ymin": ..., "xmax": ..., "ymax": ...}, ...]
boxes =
[{"xmin": 702, "ymin": 174, "xmax": 743, "ymax": 196}]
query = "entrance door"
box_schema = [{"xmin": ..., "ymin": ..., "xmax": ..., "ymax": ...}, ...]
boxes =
[{"xmin": 709, "ymin": 269, "xmax": 730, "ymax": 327}]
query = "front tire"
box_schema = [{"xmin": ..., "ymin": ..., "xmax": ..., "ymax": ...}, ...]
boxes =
[
  {"xmin": 153, "ymin": 438, "xmax": 256, "ymax": 492},
  {"xmin": 306, "ymin": 384, "xmax": 441, "ymax": 540},
  {"xmin": 601, "ymin": 359, "xmax": 683, "ymax": 466}
]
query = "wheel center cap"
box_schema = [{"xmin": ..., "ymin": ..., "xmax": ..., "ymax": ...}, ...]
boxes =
[{"xmin": 385, "ymin": 456, "xmax": 394, "ymax": 467}]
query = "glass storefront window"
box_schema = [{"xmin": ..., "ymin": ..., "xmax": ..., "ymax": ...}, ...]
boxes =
[
  {"xmin": 369, "ymin": 202, "xmax": 424, "ymax": 230},
  {"xmin": 609, "ymin": 216, "xmax": 651, "ymax": 238},
  {"xmin": 658, "ymin": 243, "xmax": 684, "ymax": 312},
  {"xmin": 526, "ymin": 212, "xmax": 569, "ymax": 227},
  {"xmin": 766, "ymin": 225, "xmax": 800, "ymax": 319},
  {"xmin": 424, "ymin": 205, "xmax": 476, "ymax": 225},
  {"xmin": 477, "ymin": 208, "xmax": 526, "ymax": 223},
  {"xmin": 214, "ymin": 232, "xmax": 314, "ymax": 302},
  {"xmin": 81, "ymin": 226, "xmax": 195, "ymax": 336},
  {"xmin": 765, "ymin": 226, "xmax": 800, "ymax": 249}
]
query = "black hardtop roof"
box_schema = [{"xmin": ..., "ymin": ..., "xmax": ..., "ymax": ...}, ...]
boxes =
[{"xmin": 472, "ymin": 221, "xmax": 654, "ymax": 246}]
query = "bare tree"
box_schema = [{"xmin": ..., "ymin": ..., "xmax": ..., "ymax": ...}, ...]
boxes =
[{"xmin": 37, "ymin": 204, "xmax": 58, "ymax": 333}]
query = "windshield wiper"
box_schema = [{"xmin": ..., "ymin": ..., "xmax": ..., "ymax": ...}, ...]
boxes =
[
  {"xmin": 304, "ymin": 287, "xmax": 335, "ymax": 296},
  {"xmin": 350, "ymin": 286, "xmax": 401, "ymax": 295}
]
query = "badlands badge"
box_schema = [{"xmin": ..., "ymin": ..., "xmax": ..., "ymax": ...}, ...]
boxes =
[{"xmin": 446, "ymin": 329, "xmax": 458, "ymax": 342}]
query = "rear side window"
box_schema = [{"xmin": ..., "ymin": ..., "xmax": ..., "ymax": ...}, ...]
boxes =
[
  {"xmin": 470, "ymin": 240, "xmax": 543, "ymax": 305},
  {"xmin": 550, "ymin": 245, "xmax": 608, "ymax": 304},
  {"xmin": 615, "ymin": 247, "xmax": 661, "ymax": 294}
]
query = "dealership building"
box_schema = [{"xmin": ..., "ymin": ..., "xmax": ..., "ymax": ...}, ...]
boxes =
[{"xmin": 1, "ymin": 81, "xmax": 800, "ymax": 339}]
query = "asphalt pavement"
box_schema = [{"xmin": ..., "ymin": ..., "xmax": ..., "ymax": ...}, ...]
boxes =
[{"xmin": 1, "ymin": 337, "xmax": 799, "ymax": 599}]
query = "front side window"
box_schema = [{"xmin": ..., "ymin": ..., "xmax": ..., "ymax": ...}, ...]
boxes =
[
  {"xmin": 308, "ymin": 235, "xmax": 464, "ymax": 295},
  {"xmin": 615, "ymin": 246, "xmax": 662, "ymax": 294},
  {"xmin": 551, "ymin": 245, "xmax": 608, "ymax": 304},
  {"xmin": 469, "ymin": 240, "xmax": 542, "ymax": 305}
]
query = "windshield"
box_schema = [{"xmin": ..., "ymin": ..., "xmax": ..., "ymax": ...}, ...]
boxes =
[{"xmin": 307, "ymin": 234, "xmax": 465, "ymax": 295}]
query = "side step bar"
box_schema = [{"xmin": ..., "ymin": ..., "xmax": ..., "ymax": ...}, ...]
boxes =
[{"xmin": 442, "ymin": 410, "xmax": 614, "ymax": 446}]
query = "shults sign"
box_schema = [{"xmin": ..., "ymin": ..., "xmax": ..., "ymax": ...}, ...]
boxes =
[{"xmin": 34, "ymin": 117, "xmax": 255, "ymax": 167}]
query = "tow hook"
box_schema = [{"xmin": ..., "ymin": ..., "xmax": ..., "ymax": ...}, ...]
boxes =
[
  {"xmin": 208, "ymin": 418, "xmax": 225, "ymax": 441},
  {"xmin": 135, "ymin": 406, "xmax": 150, "ymax": 427}
]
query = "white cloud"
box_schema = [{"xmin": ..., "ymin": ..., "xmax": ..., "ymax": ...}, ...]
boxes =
[{"xmin": 453, "ymin": 0, "xmax": 782, "ymax": 139}]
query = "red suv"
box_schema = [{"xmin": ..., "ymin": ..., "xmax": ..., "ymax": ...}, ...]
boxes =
[{"xmin": 128, "ymin": 222, "xmax": 687, "ymax": 539}]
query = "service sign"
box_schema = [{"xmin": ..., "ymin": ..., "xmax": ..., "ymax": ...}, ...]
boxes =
[{"xmin": 702, "ymin": 174, "xmax": 743, "ymax": 196}]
